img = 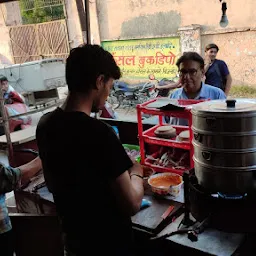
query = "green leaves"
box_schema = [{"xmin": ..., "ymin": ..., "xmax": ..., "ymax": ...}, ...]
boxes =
[{"xmin": 19, "ymin": 0, "xmax": 64, "ymax": 24}]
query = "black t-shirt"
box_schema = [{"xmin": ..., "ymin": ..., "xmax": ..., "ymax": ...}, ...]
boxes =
[{"xmin": 36, "ymin": 108, "xmax": 134, "ymax": 254}]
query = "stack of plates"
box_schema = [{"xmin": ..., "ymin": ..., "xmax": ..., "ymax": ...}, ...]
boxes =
[
  {"xmin": 154, "ymin": 125, "xmax": 176, "ymax": 139},
  {"xmin": 177, "ymin": 130, "xmax": 190, "ymax": 142}
]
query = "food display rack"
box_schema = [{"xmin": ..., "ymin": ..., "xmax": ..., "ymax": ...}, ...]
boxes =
[{"xmin": 136, "ymin": 98, "xmax": 204, "ymax": 175}]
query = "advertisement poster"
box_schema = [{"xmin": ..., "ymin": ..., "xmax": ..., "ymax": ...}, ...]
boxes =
[{"xmin": 102, "ymin": 37, "xmax": 180, "ymax": 80}]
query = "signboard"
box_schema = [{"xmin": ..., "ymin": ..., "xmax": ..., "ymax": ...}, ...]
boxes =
[{"xmin": 101, "ymin": 37, "xmax": 180, "ymax": 80}]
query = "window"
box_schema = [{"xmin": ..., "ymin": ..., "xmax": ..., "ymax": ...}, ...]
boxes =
[{"xmin": 19, "ymin": 0, "xmax": 65, "ymax": 24}]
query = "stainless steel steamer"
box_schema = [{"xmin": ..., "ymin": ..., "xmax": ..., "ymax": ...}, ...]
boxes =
[{"xmin": 191, "ymin": 99, "xmax": 256, "ymax": 193}]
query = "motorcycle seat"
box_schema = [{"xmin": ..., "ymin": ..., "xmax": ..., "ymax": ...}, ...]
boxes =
[{"xmin": 114, "ymin": 81, "xmax": 153, "ymax": 92}]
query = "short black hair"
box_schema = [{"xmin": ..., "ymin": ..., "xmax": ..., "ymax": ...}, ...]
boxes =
[
  {"xmin": 176, "ymin": 52, "xmax": 204, "ymax": 69},
  {"xmin": 205, "ymin": 43, "xmax": 219, "ymax": 52},
  {"xmin": 66, "ymin": 44, "xmax": 121, "ymax": 94},
  {"xmin": 0, "ymin": 76, "xmax": 8, "ymax": 82}
]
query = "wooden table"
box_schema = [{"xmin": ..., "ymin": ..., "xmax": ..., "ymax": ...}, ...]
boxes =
[
  {"xmin": 0, "ymin": 126, "xmax": 38, "ymax": 166},
  {"xmin": 9, "ymin": 177, "xmax": 251, "ymax": 256},
  {"xmin": 131, "ymin": 184, "xmax": 246, "ymax": 256},
  {"xmin": 0, "ymin": 126, "xmax": 36, "ymax": 145}
]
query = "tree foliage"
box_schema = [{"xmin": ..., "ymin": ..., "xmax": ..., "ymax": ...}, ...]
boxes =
[{"xmin": 19, "ymin": 0, "xmax": 64, "ymax": 24}]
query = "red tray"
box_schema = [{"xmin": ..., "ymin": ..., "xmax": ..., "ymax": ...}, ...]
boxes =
[
  {"xmin": 144, "ymin": 151, "xmax": 190, "ymax": 176},
  {"xmin": 142, "ymin": 125, "xmax": 191, "ymax": 150}
]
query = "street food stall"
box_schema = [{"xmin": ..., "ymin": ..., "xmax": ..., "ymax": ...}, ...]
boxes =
[
  {"xmin": 1, "ymin": 1, "xmax": 256, "ymax": 255},
  {"xmin": 1, "ymin": 97, "xmax": 256, "ymax": 255}
]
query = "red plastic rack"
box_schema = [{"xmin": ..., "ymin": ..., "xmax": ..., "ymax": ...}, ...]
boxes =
[{"xmin": 136, "ymin": 98, "xmax": 205, "ymax": 174}]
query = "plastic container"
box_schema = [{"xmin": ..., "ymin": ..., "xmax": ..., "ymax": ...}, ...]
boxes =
[
  {"xmin": 148, "ymin": 172, "xmax": 183, "ymax": 197},
  {"xmin": 123, "ymin": 144, "xmax": 141, "ymax": 162}
]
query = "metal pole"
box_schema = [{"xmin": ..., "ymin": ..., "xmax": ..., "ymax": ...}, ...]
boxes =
[
  {"xmin": 76, "ymin": 0, "xmax": 91, "ymax": 44},
  {"xmin": 84, "ymin": 0, "xmax": 91, "ymax": 44},
  {"xmin": 0, "ymin": 89, "xmax": 13, "ymax": 164}
]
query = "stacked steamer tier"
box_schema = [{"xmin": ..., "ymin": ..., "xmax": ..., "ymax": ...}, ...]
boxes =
[{"xmin": 187, "ymin": 99, "xmax": 256, "ymax": 232}]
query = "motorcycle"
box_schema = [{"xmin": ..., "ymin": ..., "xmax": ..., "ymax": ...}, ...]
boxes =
[
  {"xmin": 148, "ymin": 74, "xmax": 180, "ymax": 123},
  {"xmin": 107, "ymin": 80, "xmax": 156, "ymax": 109},
  {"xmin": 99, "ymin": 102, "xmax": 118, "ymax": 119},
  {"xmin": 148, "ymin": 74, "xmax": 179, "ymax": 97}
]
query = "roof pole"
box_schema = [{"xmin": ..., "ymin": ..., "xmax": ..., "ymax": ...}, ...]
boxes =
[
  {"xmin": 0, "ymin": 88, "xmax": 13, "ymax": 165},
  {"xmin": 75, "ymin": 0, "xmax": 91, "ymax": 44}
]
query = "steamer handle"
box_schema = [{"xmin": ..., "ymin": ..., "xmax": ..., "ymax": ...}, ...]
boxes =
[
  {"xmin": 193, "ymin": 133, "xmax": 202, "ymax": 142},
  {"xmin": 202, "ymin": 151, "xmax": 212, "ymax": 161},
  {"xmin": 206, "ymin": 117, "xmax": 216, "ymax": 128},
  {"xmin": 226, "ymin": 99, "xmax": 236, "ymax": 108}
]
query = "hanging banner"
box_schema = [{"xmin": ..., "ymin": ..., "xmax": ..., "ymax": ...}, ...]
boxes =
[{"xmin": 101, "ymin": 37, "xmax": 180, "ymax": 80}]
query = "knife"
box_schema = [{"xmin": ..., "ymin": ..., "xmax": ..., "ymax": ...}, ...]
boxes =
[{"xmin": 161, "ymin": 205, "xmax": 175, "ymax": 219}]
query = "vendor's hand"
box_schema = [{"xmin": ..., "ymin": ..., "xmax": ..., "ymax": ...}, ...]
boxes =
[
  {"xmin": 176, "ymin": 78, "xmax": 183, "ymax": 88},
  {"xmin": 129, "ymin": 161, "xmax": 144, "ymax": 177},
  {"xmin": 19, "ymin": 156, "xmax": 43, "ymax": 187},
  {"xmin": 20, "ymin": 167, "xmax": 35, "ymax": 187}
]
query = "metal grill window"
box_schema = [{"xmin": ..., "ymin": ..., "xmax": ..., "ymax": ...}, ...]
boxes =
[
  {"xmin": 21, "ymin": 0, "xmax": 64, "ymax": 11},
  {"xmin": 19, "ymin": 0, "xmax": 65, "ymax": 24}
]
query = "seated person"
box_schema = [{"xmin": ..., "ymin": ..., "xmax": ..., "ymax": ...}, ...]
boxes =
[
  {"xmin": 90, "ymin": 102, "xmax": 118, "ymax": 119},
  {"xmin": 99, "ymin": 101, "xmax": 118, "ymax": 119},
  {"xmin": 0, "ymin": 76, "xmax": 31, "ymax": 134},
  {"xmin": 0, "ymin": 75, "xmax": 25, "ymax": 104},
  {"xmin": 168, "ymin": 52, "xmax": 226, "ymax": 126}
]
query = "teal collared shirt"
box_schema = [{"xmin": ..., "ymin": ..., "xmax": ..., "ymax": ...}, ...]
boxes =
[
  {"xmin": 0, "ymin": 165, "xmax": 21, "ymax": 234},
  {"xmin": 169, "ymin": 83, "xmax": 226, "ymax": 126}
]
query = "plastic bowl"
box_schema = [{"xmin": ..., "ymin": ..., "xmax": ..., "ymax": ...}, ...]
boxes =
[{"xmin": 148, "ymin": 172, "xmax": 183, "ymax": 197}]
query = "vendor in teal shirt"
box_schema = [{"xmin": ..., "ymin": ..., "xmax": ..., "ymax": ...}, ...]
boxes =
[{"xmin": 0, "ymin": 157, "xmax": 42, "ymax": 255}]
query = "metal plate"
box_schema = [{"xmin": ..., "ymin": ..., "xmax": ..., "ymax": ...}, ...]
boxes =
[{"xmin": 192, "ymin": 99, "xmax": 256, "ymax": 115}]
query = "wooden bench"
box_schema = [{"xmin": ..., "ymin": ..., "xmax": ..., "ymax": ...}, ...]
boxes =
[{"xmin": 0, "ymin": 126, "xmax": 36, "ymax": 146}]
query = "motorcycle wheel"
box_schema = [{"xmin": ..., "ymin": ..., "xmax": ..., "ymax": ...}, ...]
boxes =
[{"xmin": 107, "ymin": 95, "xmax": 120, "ymax": 110}]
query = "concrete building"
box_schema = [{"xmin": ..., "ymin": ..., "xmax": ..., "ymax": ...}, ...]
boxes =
[
  {"xmin": 1, "ymin": 0, "xmax": 256, "ymax": 86},
  {"xmin": 91, "ymin": 0, "xmax": 256, "ymax": 86}
]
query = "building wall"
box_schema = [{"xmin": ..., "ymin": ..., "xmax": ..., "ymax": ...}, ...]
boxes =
[
  {"xmin": 0, "ymin": 0, "xmax": 85, "ymax": 62},
  {"xmin": 2, "ymin": 1, "xmax": 22, "ymax": 26},
  {"xmin": 64, "ymin": 0, "xmax": 84, "ymax": 48},
  {"xmin": 1, "ymin": 0, "xmax": 255, "ymax": 86},
  {"xmin": 0, "ymin": 2, "xmax": 22, "ymax": 66},
  {"xmin": 92, "ymin": 0, "xmax": 256, "ymax": 86},
  {"xmin": 201, "ymin": 29, "xmax": 256, "ymax": 86},
  {"xmin": 95, "ymin": 0, "xmax": 256, "ymax": 40},
  {"xmin": 89, "ymin": 0, "xmax": 100, "ymax": 44}
]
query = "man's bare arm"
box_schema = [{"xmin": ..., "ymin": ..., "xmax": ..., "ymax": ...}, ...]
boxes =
[
  {"xmin": 155, "ymin": 80, "xmax": 182, "ymax": 90},
  {"xmin": 110, "ymin": 162, "xmax": 144, "ymax": 216},
  {"xmin": 18, "ymin": 156, "xmax": 43, "ymax": 186}
]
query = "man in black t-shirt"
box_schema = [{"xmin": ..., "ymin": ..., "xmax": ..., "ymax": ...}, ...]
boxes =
[{"xmin": 36, "ymin": 44, "xmax": 144, "ymax": 255}]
